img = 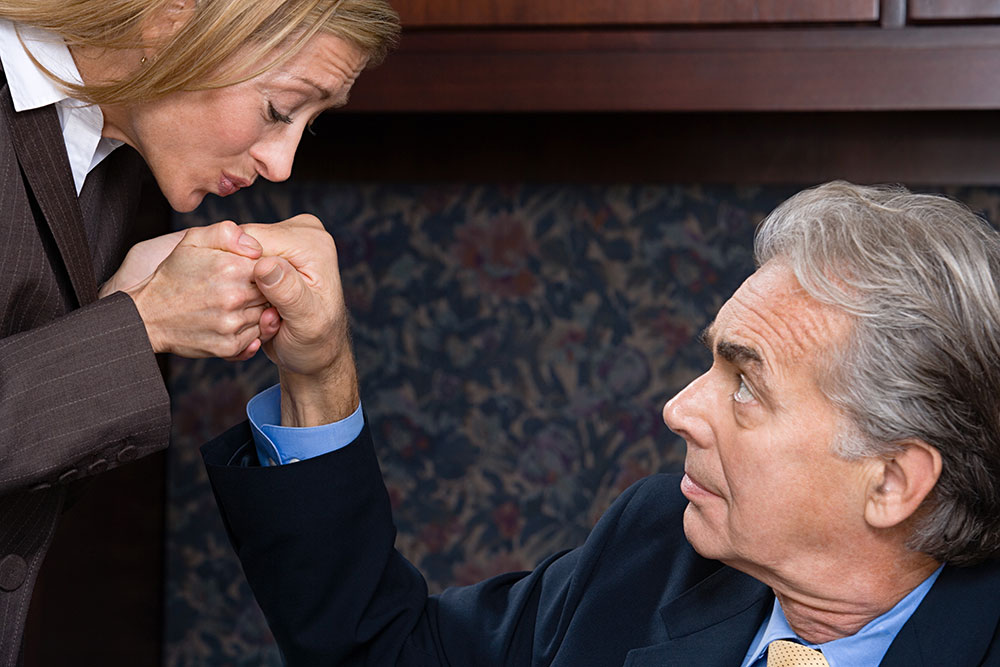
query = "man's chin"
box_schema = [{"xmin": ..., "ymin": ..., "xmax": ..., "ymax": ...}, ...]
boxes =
[{"xmin": 681, "ymin": 502, "xmax": 725, "ymax": 560}]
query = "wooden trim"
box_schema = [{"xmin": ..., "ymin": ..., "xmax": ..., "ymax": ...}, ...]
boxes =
[
  {"xmin": 910, "ymin": 0, "xmax": 1000, "ymax": 20},
  {"xmin": 881, "ymin": 0, "xmax": 908, "ymax": 27},
  {"xmin": 349, "ymin": 26, "xmax": 1000, "ymax": 111},
  {"xmin": 394, "ymin": 0, "xmax": 879, "ymax": 27}
]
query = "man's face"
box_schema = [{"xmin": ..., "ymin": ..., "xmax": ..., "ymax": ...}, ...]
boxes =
[{"xmin": 663, "ymin": 262, "xmax": 876, "ymax": 580}]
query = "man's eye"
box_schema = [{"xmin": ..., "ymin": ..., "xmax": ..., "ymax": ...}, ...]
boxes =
[{"xmin": 733, "ymin": 376, "xmax": 755, "ymax": 404}]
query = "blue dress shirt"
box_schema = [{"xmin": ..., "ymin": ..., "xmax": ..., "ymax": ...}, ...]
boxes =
[
  {"xmin": 741, "ymin": 564, "xmax": 943, "ymax": 667},
  {"xmin": 247, "ymin": 384, "xmax": 363, "ymax": 466}
]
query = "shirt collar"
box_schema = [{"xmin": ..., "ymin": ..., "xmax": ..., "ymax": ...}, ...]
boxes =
[
  {"xmin": 0, "ymin": 18, "xmax": 82, "ymax": 111},
  {"xmin": 743, "ymin": 564, "xmax": 944, "ymax": 667},
  {"xmin": 0, "ymin": 18, "xmax": 123, "ymax": 194}
]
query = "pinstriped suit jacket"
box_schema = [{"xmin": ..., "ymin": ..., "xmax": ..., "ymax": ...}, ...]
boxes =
[{"xmin": 0, "ymin": 71, "xmax": 170, "ymax": 664}]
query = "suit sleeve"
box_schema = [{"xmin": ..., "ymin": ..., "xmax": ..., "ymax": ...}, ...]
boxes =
[
  {"xmin": 0, "ymin": 291, "xmax": 171, "ymax": 493},
  {"xmin": 201, "ymin": 420, "xmax": 668, "ymax": 667}
]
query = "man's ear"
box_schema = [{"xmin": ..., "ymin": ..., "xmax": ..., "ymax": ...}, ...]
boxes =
[
  {"xmin": 864, "ymin": 439, "xmax": 942, "ymax": 529},
  {"xmin": 142, "ymin": 0, "xmax": 195, "ymax": 47}
]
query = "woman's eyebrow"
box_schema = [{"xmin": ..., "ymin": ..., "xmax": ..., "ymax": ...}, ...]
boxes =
[{"xmin": 292, "ymin": 75, "xmax": 331, "ymax": 101}]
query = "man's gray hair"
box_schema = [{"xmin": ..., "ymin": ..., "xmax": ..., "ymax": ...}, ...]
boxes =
[{"xmin": 754, "ymin": 181, "xmax": 1000, "ymax": 565}]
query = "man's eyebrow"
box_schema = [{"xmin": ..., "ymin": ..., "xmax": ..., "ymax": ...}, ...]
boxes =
[
  {"xmin": 699, "ymin": 324, "xmax": 715, "ymax": 350},
  {"xmin": 699, "ymin": 323, "xmax": 775, "ymax": 402},
  {"xmin": 716, "ymin": 340, "xmax": 763, "ymax": 368},
  {"xmin": 700, "ymin": 324, "xmax": 765, "ymax": 370}
]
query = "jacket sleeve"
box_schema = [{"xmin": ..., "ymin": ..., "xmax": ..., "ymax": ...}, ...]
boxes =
[
  {"xmin": 201, "ymin": 420, "xmax": 668, "ymax": 667},
  {"xmin": 0, "ymin": 291, "xmax": 171, "ymax": 493}
]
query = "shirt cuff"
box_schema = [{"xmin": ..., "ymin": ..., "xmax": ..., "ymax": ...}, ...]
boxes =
[{"xmin": 247, "ymin": 384, "xmax": 363, "ymax": 466}]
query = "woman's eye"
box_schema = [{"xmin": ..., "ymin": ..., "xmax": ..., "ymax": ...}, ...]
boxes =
[
  {"xmin": 733, "ymin": 376, "xmax": 755, "ymax": 404},
  {"xmin": 268, "ymin": 102, "xmax": 293, "ymax": 124}
]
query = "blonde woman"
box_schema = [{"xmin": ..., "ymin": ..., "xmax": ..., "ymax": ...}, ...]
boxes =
[{"xmin": 0, "ymin": 0, "xmax": 398, "ymax": 658}]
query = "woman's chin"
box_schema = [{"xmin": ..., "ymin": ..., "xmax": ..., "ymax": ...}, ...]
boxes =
[{"xmin": 165, "ymin": 189, "xmax": 206, "ymax": 214}]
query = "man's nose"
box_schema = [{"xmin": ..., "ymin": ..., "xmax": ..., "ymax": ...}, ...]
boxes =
[{"xmin": 662, "ymin": 372, "xmax": 711, "ymax": 444}]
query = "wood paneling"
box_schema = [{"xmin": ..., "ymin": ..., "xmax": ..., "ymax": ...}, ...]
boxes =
[
  {"xmin": 349, "ymin": 27, "xmax": 1000, "ymax": 111},
  {"xmin": 910, "ymin": 0, "xmax": 1000, "ymax": 20},
  {"xmin": 394, "ymin": 0, "xmax": 879, "ymax": 27}
]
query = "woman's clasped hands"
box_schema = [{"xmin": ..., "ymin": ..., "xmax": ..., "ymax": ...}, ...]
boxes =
[{"xmin": 100, "ymin": 219, "xmax": 288, "ymax": 361}]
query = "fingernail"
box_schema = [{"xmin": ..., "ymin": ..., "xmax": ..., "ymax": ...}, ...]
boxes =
[
  {"xmin": 259, "ymin": 264, "xmax": 282, "ymax": 287},
  {"xmin": 238, "ymin": 233, "xmax": 261, "ymax": 253}
]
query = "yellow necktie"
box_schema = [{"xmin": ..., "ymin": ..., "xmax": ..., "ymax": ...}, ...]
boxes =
[{"xmin": 766, "ymin": 639, "xmax": 830, "ymax": 667}]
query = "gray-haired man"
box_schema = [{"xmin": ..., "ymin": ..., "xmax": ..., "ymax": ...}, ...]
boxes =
[{"xmin": 204, "ymin": 182, "xmax": 1000, "ymax": 666}]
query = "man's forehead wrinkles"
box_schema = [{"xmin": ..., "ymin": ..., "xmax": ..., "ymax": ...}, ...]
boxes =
[{"xmin": 729, "ymin": 290, "xmax": 820, "ymax": 366}]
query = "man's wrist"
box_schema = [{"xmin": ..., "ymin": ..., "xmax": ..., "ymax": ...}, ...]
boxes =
[{"xmin": 278, "ymin": 356, "xmax": 359, "ymax": 428}]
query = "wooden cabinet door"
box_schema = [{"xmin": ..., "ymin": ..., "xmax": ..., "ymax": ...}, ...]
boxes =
[
  {"xmin": 393, "ymin": 0, "xmax": 879, "ymax": 27},
  {"xmin": 910, "ymin": 0, "xmax": 1000, "ymax": 20}
]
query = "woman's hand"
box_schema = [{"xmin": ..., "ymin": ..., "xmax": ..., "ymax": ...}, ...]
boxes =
[
  {"xmin": 99, "ymin": 230, "xmax": 187, "ymax": 298},
  {"xmin": 125, "ymin": 220, "xmax": 279, "ymax": 361}
]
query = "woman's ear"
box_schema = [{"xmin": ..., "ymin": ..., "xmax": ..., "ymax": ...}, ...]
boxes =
[{"xmin": 864, "ymin": 439, "xmax": 942, "ymax": 529}]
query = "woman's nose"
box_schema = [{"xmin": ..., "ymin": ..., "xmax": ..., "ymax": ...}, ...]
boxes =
[{"xmin": 250, "ymin": 130, "xmax": 301, "ymax": 183}]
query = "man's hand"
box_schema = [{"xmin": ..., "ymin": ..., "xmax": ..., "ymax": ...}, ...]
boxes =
[
  {"xmin": 242, "ymin": 215, "xmax": 359, "ymax": 427},
  {"xmin": 125, "ymin": 221, "xmax": 280, "ymax": 361}
]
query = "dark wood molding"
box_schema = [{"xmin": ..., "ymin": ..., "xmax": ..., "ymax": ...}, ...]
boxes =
[
  {"xmin": 393, "ymin": 0, "xmax": 880, "ymax": 27},
  {"xmin": 349, "ymin": 26, "xmax": 1000, "ymax": 111},
  {"xmin": 910, "ymin": 0, "xmax": 1000, "ymax": 20},
  {"xmin": 881, "ymin": 0, "xmax": 907, "ymax": 27}
]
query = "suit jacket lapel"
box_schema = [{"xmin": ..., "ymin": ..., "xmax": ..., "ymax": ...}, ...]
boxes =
[
  {"xmin": 627, "ymin": 559, "xmax": 1000, "ymax": 667},
  {"xmin": 624, "ymin": 565, "xmax": 772, "ymax": 666},
  {"xmin": 1, "ymin": 81, "xmax": 97, "ymax": 306},
  {"xmin": 880, "ymin": 560, "xmax": 1000, "ymax": 666}
]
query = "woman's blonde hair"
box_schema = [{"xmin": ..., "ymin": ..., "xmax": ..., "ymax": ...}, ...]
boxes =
[{"xmin": 0, "ymin": 0, "xmax": 399, "ymax": 106}]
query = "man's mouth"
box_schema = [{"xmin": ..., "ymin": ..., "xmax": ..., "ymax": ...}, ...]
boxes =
[{"xmin": 681, "ymin": 470, "xmax": 718, "ymax": 499}]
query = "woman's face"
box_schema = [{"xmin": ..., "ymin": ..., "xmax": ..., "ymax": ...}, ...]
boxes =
[{"xmin": 107, "ymin": 33, "xmax": 368, "ymax": 212}]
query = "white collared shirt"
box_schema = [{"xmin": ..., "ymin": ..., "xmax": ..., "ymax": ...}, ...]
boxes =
[{"xmin": 0, "ymin": 18, "xmax": 123, "ymax": 195}]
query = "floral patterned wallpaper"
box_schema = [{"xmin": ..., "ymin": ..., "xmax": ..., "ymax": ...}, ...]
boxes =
[{"xmin": 162, "ymin": 182, "xmax": 1000, "ymax": 665}]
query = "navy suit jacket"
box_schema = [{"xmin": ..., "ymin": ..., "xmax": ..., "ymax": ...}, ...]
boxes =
[{"xmin": 203, "ymin": 421, "xmax": 1000, "ymax": 666}]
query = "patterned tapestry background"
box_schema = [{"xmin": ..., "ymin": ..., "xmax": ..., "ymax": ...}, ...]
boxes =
[{"xmin": 162, "ymin": 182, "xmax": 1000, "ymax": 665}]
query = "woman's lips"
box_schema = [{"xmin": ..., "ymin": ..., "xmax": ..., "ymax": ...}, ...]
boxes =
[{"xmin": 219, "ymin": 172, "xmax": 251, "ymax": 196}]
